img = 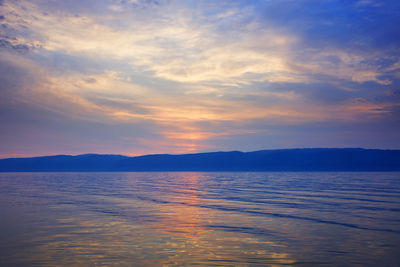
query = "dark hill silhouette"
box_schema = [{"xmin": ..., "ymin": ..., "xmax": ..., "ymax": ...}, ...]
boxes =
[{"xmin": 0, "ymin": 148, "xmax": 399, "ymax": 172}]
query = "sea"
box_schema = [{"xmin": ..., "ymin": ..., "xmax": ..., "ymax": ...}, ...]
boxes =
[{"xmin": 0, "ymin": 172, "xmax": 399, "ymax": 266}]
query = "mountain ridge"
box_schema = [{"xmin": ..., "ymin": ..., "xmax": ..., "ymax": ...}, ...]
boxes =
[{"xmin": 0, "ymin": 148, "xmax": 399, "ymax": 172}]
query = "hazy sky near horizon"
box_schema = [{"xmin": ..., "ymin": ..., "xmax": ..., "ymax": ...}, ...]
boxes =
[{"xmin": 1, "ymin": 0, "xmax": 400, "ymax": 157}]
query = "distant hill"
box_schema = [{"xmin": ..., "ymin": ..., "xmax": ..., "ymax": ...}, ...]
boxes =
[{"xmin": 0, "ymin": 148, "xmax": 399, "ymax": 172}]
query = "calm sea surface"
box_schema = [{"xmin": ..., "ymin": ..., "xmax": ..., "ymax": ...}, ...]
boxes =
[{"xmin": 0, "ymin": 172, "xmax": 399, "ymax": 266}]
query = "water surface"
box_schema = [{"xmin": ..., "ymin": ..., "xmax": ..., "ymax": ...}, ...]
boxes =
[{"xmin": 0, "ymin": 172, "xmax": 399, "ymax": 266}]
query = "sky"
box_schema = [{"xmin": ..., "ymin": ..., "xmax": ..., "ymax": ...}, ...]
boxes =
[{"xmin": 0, "ymin": 0, "xmax": 400, "ymax": 157}]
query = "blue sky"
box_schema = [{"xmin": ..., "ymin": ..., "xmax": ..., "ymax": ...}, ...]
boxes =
[{"xmin": 0, "ymin": 0, "xmax": 399, "ymax": 157}]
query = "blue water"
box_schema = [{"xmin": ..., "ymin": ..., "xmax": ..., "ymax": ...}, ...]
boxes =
[{"xmin": 0, "ymin": 172, "xmax": 399, "ymax": 266}]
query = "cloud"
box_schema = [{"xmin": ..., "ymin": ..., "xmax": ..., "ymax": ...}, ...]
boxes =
[
  {"xmin": 0, "ymin": 0, "xmax": 399, "ymax": 156},
  {"xmin": 2, "ymin": 0, "xmax": 397, "ymax": 87},
  {"xmin": 0, "ymin": 1, "xmax": 335, "ymax": 85}
]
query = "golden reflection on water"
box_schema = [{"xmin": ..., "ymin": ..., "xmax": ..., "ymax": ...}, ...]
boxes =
[
  {"xmin": 154, "ymin": 172, "xmax": 208, "ymax": 237},
  {"xmin": 6, "ymin": 172, "xmax": 296, "ymax": 266},
  {"xmin": 143, "ymin": 172, "xmax": 296, "ymax": 266}
]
